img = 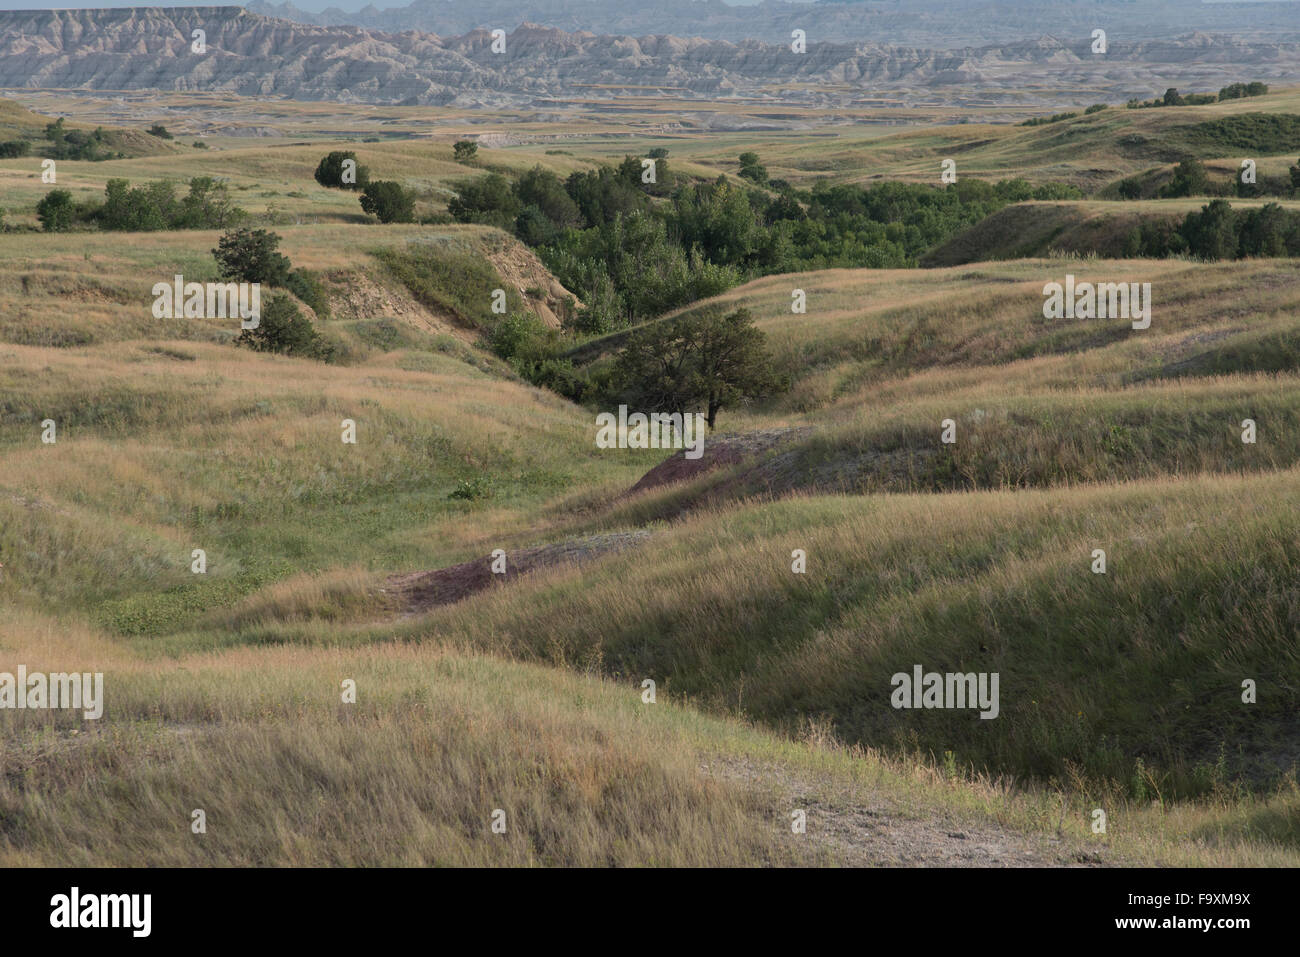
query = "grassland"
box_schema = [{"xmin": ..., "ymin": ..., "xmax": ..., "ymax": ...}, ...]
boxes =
[{"xmin": 1, "ymin": 90, "xmax": 1298, "ymax": 867}]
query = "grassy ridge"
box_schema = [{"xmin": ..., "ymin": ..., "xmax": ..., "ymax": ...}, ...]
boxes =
[{"xmin": 3, "ymin": 91, "xmax": 1300, "ymax": 866}]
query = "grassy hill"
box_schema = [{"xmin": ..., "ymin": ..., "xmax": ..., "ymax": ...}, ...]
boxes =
[{"xmin": 2, "ymin": 92, "xmax": 1299, "ymax": 867}]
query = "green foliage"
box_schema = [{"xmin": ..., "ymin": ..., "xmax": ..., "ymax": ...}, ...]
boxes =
[
  {"xmin": 1123, "ymin": 219, "xmax": 1186, "ymax": 258},
  {"xmin": 1122, "ymin": 200, "xmax": 1300, "ymax": 260},
  {"xmin": 235, "ymin": 292, "xmax": 334, "ymax": 361},
  {"xmin": 1030, "ymin": 181, "xmax": 1085, "ymax": 200},
  {"xmin": 1161, "ymin": 157, "xmax": 1209, "ymax": 198},
  {"xmin": 448, "ymin": 173, "xmax": 520, "ymax": 229},
  {"xmin": 1084, "ymin": 103, "xmax": 1107, "ymax": 115},
  {"xmin": 36, "ymin": 189, "xmax": 75, "ymax": 232},
  {"xmin": 1236, "ymin": 203, "xmax": 1291, "ymax": 257},
  {"xmin": 375, "ymin": 244, "xmax": 521, "ymax": 332},
  {"xmin": 737, "ymin": 151, "xmax": 768, "ymax": 183},
  {"xmin": 285, "ymin": 268, "xmax": 331, "ymax": 319},
  {"xmin": 449, "ymin": 476, "xmax": 492, "ymax": 500},
  {"xmin": 213, "ymin": 228, "xmax": 293, "ymax": 285},
  {"xmin": 613, "ymin": 306, "xmax": 783, "ymax": 429},
  {"xmin": 43, "ymin": 177, "xmax": 248, "ymax": 232},
  {"xmin": 544, "ymin": 212, "xmax": 741, "ymax": 327},
  {"xmin": 313, "ymin": 151, "xmax": 370, "ymax": 190},
  {"xmin": 0, "ymin": 140, "xmax": 29, "ymax": 158},
  {"xmin": 1218, "ymin": 82, "xmax": 1269, "ymax": 100},
  {"xmin": 171, "ymin": 176, "xmax": 246, "ymax": 229},
  {"xmin": 563, "ymin": 166, "xmax": 650, "ymax": 227},
  {"xmin": 359, "ymin": 180, "xmax": 416, "ymax": 223},
  {"xmin": 452, "ymin": 140, "xmax": 478, "ymax": 163},
  {"xmin": 1182, "ymin": 114, "xmax": 1300, "ymax": 154},
  {"xmin": 146, "ymin": 124, "xmax": 173, "ymax": 140},
  {"xmin": 1181, "ymin": 199, "xmax": 1239, "ymax": 260},
  {"xmin": 1020, "ymin": 111, "xmax": 1078, "ymax": 127},
  {"xmin": 514, "ymin": 166, "xmax": 582, "ymax": 230},
  {"xmin": 39, "ymin": 118, "xmax": 120, "ymax": 161}
]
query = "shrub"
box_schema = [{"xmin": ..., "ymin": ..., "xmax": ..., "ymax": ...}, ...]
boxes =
[
  {"xmin": 235, "ymin": 292, "xmax": 333, "ymax": 360},
  {"xmin": 213, "ymin": 228, "xmax": 293, "ymax": 285},
  {"xmin": 448, "ymin": 172, "xmax": 520, "ymax": 228},
  {"xmin": 738, "ymin": 151, "xmax": 768, "ymax": 184},
  {"xmin": 1161, "ymin": 157, "xmax": 1209, "ymax": 198},
  {"xmin": 360, "ymin": 180, "xmax": 416, "ymax": 223},
  {"xmin": 285, "ymin": 268, "xmax": 331, "ymax": 319},
  {"xmin": 1181, "ymin": 199, "xmax": 1239, "ymax": 260},
  {"xmin": 313, "ymin": 151, "xmax": 370, "ymax": 190},
  {"xmin": 36, "ymin": 189, "xmax": 76, "ymax": 232},
  {"xmin": 452, "ymin": 140, "xmax": 478, "ymax": 163},
  {"xmin": 448, "ymin": 477, "xmax": 491, "ymax": 500}
]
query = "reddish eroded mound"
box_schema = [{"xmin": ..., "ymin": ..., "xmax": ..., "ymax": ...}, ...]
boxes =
[
  {"xmin": 626, "ymin": 428, "xmax": 810, "ymax": 496},
  {"xmin": 387, "ymin": 531, "xmax": 651, "ymax": 614}
]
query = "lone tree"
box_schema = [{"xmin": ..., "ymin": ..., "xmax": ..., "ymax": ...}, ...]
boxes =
[
  {"xmin": 614, "ymin": 306, "xmax": 782, "ymax": 429},
  {"xmin": 452, "ymin": 140, "xmax": 478, "ymax": 163},
  {"xmin": 313, "ymin": 150, "xmax": 370, "ymax": 190},
  {"xmin": 360, "ymin": 180, "xmax": 416, "ymax": 223},
  {"xmin": 213, "ymin": 228, "xmax": 292, "ymax": 285}
]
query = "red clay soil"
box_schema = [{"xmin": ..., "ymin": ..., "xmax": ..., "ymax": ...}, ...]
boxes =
[
  {"xmin": 387, "ymin": 531, "xmax": 651, "ymax": 614},
  {"xmin": 626, "ymin": 427, "xmax": 811, "ymax": 496}
]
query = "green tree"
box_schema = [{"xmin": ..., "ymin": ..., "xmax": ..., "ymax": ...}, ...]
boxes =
[
  {"xmin": 235, "ymin": 292, "xmax": 333, "ymax": 360},
  {"xmin": 313, "ymin": 150, "xmax": 370, "ymax": 190},
  {"xmin": 564, "ymin": 166, "xmax": 648, "ymax": 227},
  {"xmin": 172, "ymin": 177, "xmax": 243, "ymax": 228},
  {"xmin": 1181, "ymin": 199, "xmax": 1239, "ymax": 261},
  {"xmin": 213, "ymin": 228, "xmax": 293, "ymax": 285},
  {"xmin": 1162, "ymin": 88, "xmax": 1184, "ymax": 107},
  {"xmin": 1162, "ymin": 157, "xmax": 1209, "ymax": 198},
  {"xmin": 36, "ymin": 189, "xmax": 76, "ymax": 232},
  {"xmin": 514, "ymin": 166, "xmax": 582, "ymax": 230},
  {"xmin": 448, "ymin": 173, "xmax": 519, "ymax": 228},
  {"xmin": 1290, "ymin": 158, "xmax": 1300, "ymax": 195},
  {"xmin": 1238, "ymin": 203, "xmax": 1290, "ymax": 258},
  {"xmin": 672, "ymin": 177, "xmax": 763, "ymax": 266},
  {"xmin": 614, "ymin": 306, "xmax": 781, "ymax": 429},
  {"xmin": 147, "ymin": 124, "xmax": 173, "ymax": 140},
  {"xmin": 738, "ymin": 151, "xmax": 768, "ymax": 184},
  {"xmin": 452, "ymin": 140, "xmax": 478, "ymax": 163},
  {"xmin": 359, "ymin": 180, "xmax": 416, "ymax": 223}
]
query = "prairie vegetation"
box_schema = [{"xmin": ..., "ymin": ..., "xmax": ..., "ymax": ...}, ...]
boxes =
[{"xmin": 2, "ymin": 87, "xmax": 1299, "ymax": 867}]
